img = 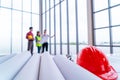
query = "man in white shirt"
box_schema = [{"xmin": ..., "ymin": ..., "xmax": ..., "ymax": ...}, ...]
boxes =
[{"xmin": 41, "ymin": 29, "xmax": 54, "ymax": 53}]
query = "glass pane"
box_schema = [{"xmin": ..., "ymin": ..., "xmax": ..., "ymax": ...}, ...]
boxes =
[
  {"xmin": 112, "ymin": 27, "xmax": 120, "ymax": 45},
  {"xmin": 45, "ymin": 11, "xmax": 50, "ymax": 53},
  {"xmin": 23, "ymin": 0, "xmax": 31, "ymax": 12},
  {"xmin": 78, "ymin": 0, "xmax": 88, "ymax": 45},
  {"xmin": 45, "ymin": 13, "xmax": 48, "ymax": 29},
  {"xmin": 51, "ymin": 45, "xmax": 54, "ymax": 54},
  {"xmin": 0, "ymin": 9, "xmax": 11, "ymax": 54},
  {"xmin": 23, "ymin": 13, "xmax": 31, "ymax": 52},
  {"xmin": 55, "ymin": 0, "xmax": 60, "ymax": 4},
  {"xmin": 12, "ymin": 11, "xmax": 22, "ymax": 53},
  {"xmin": 56, "ymin": 45, "xmax": 60, "ymax": 54},
  {"xmin": 69, "ymin": 0, "xmax": 76, "ymax": 55},
  {"xmin": 96, "ymin": 47, "xmax": 110, "ymax": 55},
  {"xmin": 51, "ymin": 0, "xmax": 54, "ymax": 9},
  {"xmin": 46, "ymin": 12, "xmax": 49, "ymax": 34},
  {"xmin": 32, "ymin": 14, "xmax": 39, "ymax": 34},
  {"xmin": 50, "ymin": 8, "xmax": 54, "ymax": 54},
  {"xmin": 94, "ymin": 10, "xmax": 109, "ymax": 28},
  {"xmin": 56, "ymin": 0, "xmax": 64, "ymax": 5},
  {"xmin": 110, "ymin": 0, "xmax": 120, "ymax": 6},
  {"xmin": 61, "ymin": 0, "xmax": 67, "ymax": 55},
  {"xmin": 32, "ymin": 0, "xmax": 39, "ymax": 13},
  {"xmin": 56, "ymin": 5, "xmax": 60, "ymax": 55},
  {"xmin": 46, "ymin": 12, "xmax": 50, "ymax": 52},
  {"xmin": 46, "ymin": 0, "xmax": 49, "ymax": 11},
  {"xmin": 113, "ymin": 47, "xmax": 120, "ymax": 54},
  {"xmin": 42, "ymin": 0, "xmax": 45, "ymax": 13},
  {"xmin": 32, "ymin": 14, "xmax": 39, "ymax": 53},
  {"xmin": 47, "ymin": 11, "xmax": 52, "ymax": 52},
  {"xmin": 95, "ymin": 28, "xmax": 110, "ymax": 45},
  {"xmin": 62, "ymin": 45, "xmax": 67, "ymax": 55},
  {"xmin": 13, "ymin": 0, "xmax": 22, "ymax": 10},
  {"xmin": 42, "ymin": 14, "xmax": 45, "ymax": 30},
  {"xmin": 111, "ymin": 6, "xmax": 120, "ymax": 26},
  {"xmin": 1, "ymin": 0, "xmax": 11, "ymax": 8},
  {"xmin": 70, "ymin": 45, "xmax": 76, "ymax": 56},
  {"xmin": 93, "ymin": 0, "xmax": 108, "ymax": 11}
]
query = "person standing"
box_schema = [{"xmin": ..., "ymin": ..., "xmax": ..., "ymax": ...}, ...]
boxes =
[
  {"xmin": 41, "ymin": 29, "xmax": 54, "ymax": 53},
  {"xmin": 26, "ymin": 27, "xmax": 34, "ymax": 55},
  {"xmin": 35, "ymin": 31, "xmax": 42, "ymax": 53}
]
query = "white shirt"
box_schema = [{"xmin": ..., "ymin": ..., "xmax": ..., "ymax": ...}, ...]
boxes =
[{"xmin": 41, "ymin": 34, "xmax": 50, "ymax": 44}]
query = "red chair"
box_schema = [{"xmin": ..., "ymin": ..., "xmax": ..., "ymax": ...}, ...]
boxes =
[{"xmin": 77, "ymin": 46, "xmax": 118, "ymax": 80}]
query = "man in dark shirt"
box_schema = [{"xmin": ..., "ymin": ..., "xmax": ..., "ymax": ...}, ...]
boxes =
[{"xmin": 26, "ymin": 27, "xmax": 34, "ymax": 55}]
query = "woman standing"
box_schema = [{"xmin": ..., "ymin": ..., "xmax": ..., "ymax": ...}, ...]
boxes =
[{"xmin": 35, "ymin": 31, "xmax": 42, "ymax": 53}]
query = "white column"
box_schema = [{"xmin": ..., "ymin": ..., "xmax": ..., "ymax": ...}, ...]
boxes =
[
  {"xmin": 87, "ymin": 0, "xmax": 94, "ymax": 45},
  {"xmin": 39, "ymin": 0, "xmax": 43, "ymax": 33}
]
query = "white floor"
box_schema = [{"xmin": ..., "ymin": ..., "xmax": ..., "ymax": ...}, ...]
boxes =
[
  {"xmin": 107, "ymin": 54, "xmax": 120, "ymax": 80},
  {"xmin": 0, "ymin": 53, "xmax": 120, "ymax": 80}
]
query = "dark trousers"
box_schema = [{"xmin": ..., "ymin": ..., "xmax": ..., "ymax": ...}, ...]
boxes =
[
  {"xmin": 37, "ymin": 46, "xmax": 41, "ymax": 53},
  {"xmin": 27, "ymin": 40, "xmax": 34, "ymax": 55},
  {"xmin": 42, "ymin": 42, "xmax": 48, "ymax": 53}
]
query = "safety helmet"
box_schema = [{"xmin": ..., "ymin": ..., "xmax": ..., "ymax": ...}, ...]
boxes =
[{"xmin": 77, "ymin": 46, "xmax": 118, "ymax": 80}]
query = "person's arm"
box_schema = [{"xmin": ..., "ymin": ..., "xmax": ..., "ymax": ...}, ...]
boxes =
[
  {"xmin": 35, "ymin": 36, "xmax": 37, "ymax": 42},
  {"xmin": 49, "ymin": 34, "xmax": 55, "ymax": 38},
  {"xmin": 26, "ymin": 33, "xmax": 28, "ymax": 39},
  {"xmin": 32, "ymin": 34, "xmax": 34, "ymax": 40}
]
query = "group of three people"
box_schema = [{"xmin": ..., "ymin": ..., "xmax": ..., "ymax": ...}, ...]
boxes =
[{"xmin": 26, "ymin": 27, "xmax": 54, "ymax": 55}]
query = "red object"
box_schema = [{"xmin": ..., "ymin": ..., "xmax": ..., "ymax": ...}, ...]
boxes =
[
  {"xmin": 26, "ymin": 31, "xmax": 34, "ymax": 40},
  {"xmin": 77, "ymin": 46, "xmax": 118, "ymax": 80}
]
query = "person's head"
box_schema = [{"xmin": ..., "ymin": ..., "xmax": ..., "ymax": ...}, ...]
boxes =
[
  {"xmin": 44, "ymin": 29, "xmax": 47, "ymax": 34},
  {"xmin": 29, "ymin": 27, "xmax": 33, "ymax": 31},
  {"xmin": 37, "ymin": 31, "xmax": 40, "ymax": 36}
]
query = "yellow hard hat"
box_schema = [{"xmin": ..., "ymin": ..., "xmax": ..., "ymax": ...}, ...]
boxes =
[{"xmin": 28, "ymin": 35, "xmax": 33, "ymax": 39}]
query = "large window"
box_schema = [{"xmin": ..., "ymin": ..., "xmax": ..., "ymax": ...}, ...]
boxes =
[
  {"xmin": 0, "ymin": 9, "xmax": 11, "ymax": 54},
  {"xmin": 0, "ymin": 0, "xmax": 40, "ymax": 55},
  {"xmin": 23, "ymin": 0, "xmax": 31, "ymax": 12},
  {"xmin": 22, "ymin": 12, "xmax": 31, "ymax": 51},
  {"xmin": 50, "ymin": 8, "xmax": 54, "ymax": 55},
  {"xmin": 42, "ymin": 14, "xmax": 45, "ymax": 30},
  {"xmin": 93, "ymin": 0, "xmax": 108, "ymax": 11},
  {"xmin": 32, "ymin": 0, "xmax": 39, "ymax": 13},
  {"xmin": 13, "ymin": 0, "xmax": 22, "ymax": 10},
  {"xmin": 68, "ymin": 0, "xmax": 76, "ymax": 55},
  {"xmin": 1, "ymin": 0, "xmax": 11, "ymax": 8},
  {"xmin": 42, "ymin": 0, "xmax": 45, "ymax": 13},
  {"xmin": 56, "ymin": 5, "xmax": 60, "ymax": 55},
  {"xmin": 61, "ymin": 0, "xmax": 67, "ymax": 55},
  {"xmin": 46, "ymin": 0, "xmax": 49, "ymax": 11},
  {"xmin": 112, "ymin": 27, "xmax": 120, "ymax": 46},
  {"xmin": 12, "ymin": 10, "xmax": 22, "ymax": 53},
  {"xmin": 111, "ymin": 6, "xmax": 120, "ymax": 26},
  {"xmin": 42, "ymin": 0, "xmax": 88, "ymax": 55},
  {"xmin": 93, "ymin": 0, "xmax": 120, "ymax": 54},
  {"xmin": 94, "ymin": 10, "xmax": 109, "ymax": 28},
  {"xmin": 110, "ymin": 0, "xmax": 120, "ymax": 6},
  {"xmin": 95, "ymin": 28, "xmax": 110, "ymax": 45},
  {"xmin": 78, "ymin": 0, "xmax": 88, "ymax": 51}
]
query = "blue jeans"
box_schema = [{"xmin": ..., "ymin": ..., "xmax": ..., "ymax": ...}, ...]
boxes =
[{"xmin": 37, "ymin": 46, "xmax": 41, "ymax": 53}]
